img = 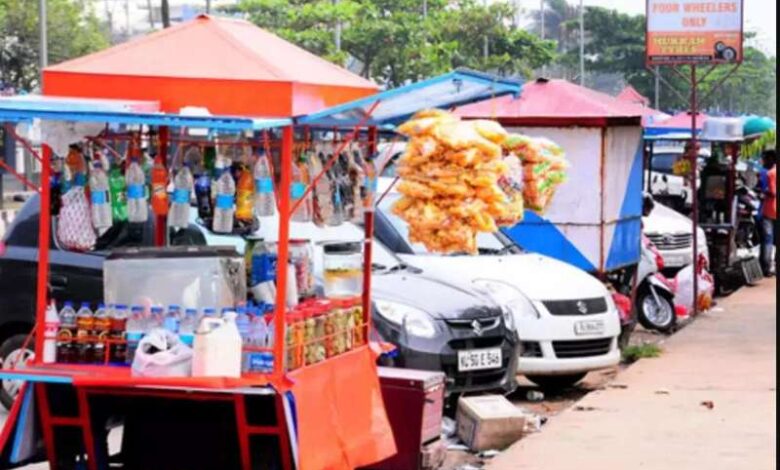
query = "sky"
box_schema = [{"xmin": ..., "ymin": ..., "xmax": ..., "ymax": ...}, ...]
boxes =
[{"xmin": 516, "ymin": 0, "xmax": 777, "ymax": 56}]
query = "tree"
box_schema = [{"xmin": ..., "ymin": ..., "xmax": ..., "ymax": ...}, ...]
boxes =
[
  {"xmin": 0, "ymin": 0, "xmax": 109, "ymax": 92},
  {"xmin": 232, "ymin": 0, "xmax": 556, "ymax": 87}
]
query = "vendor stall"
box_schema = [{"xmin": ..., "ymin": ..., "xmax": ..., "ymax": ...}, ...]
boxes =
[
  {"xmin": 0, "ymin": 69, "xmax": 521, "ymax": 470},
  {"xmin": 455, "ymin": 78, "xmax": 645, "ymax": 276}
]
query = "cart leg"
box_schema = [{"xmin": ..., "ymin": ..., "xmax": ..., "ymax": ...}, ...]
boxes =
[
  {"xmin": 35, "ymin": 383, "xmax": 58, "ymax": 470},
  {"xmin": 234, "ymin": 395, "xmax": 252, "ymax": 470},
  {"xmin": 275, "ymin": 393, "xmax": 294, "ymax": 470},
  {"xmin": 76, "ymin": 388, "xmax": 100, "ymax": 470}
]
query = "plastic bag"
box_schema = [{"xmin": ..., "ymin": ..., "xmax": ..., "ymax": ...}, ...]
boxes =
[
  {"xmin": 57, "ymin": 187, "xmax": 96, "ymax": 251},
  {"xmin": 131, "ymin": 328, "xmax": 193, "ymax": 377},
  {"xmin": 674, "ymin": 263, "xmax": 715, "ymax": 313}
]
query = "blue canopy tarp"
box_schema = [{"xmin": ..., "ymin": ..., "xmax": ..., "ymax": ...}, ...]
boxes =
[
  {"xmin": 0, "ymin": 96, "xmax": 290, "ymax": 131},
  {"xmin": 296, "ymin": 69, "xmax": 522, "ymax": 128}
]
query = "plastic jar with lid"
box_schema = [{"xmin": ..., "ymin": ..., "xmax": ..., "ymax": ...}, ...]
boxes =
[
  {"xmin": 312, "ymin": 301, "xmax": 329, "ymax": 363},
  {"xmin": 323, "ymin": 300, "xmax": 338, "ymax": 358},
  {"xmin": 349, "ymin": 297, "xmax": 365, "ymax": 347},
  {"xmin": 302, "ymin": 307, "xmax": 317, "ymax": 366},
  {"xmin": 322, "ymin": 241, "xmax": 363, "ymax": 299}
]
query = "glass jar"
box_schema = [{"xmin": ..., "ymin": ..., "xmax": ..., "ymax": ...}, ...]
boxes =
[
  {"xmin": 285, "ymin": 309, "xmax": 306, "ymax": 371},
  {"xmin": 312, "ymin": 302, "xmax": 328, "ymax": 363},
  {"xmin": 290, "ymin": 240, "xmax": 315, "ymax": 300},
  {"xmin": 322, "ymin": 241, "xmax": 363, "ymax": 299},
  {"xmin": 303, "ymin": 307, "xmax": 317, "ymax": 366},
  {"xmin": 323, "ymin": 300, "xmax": 338, "ymax": 358}
]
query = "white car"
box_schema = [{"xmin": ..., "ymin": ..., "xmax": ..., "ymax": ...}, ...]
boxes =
[
  {"xmin": 648, "ymin": 146, "xmax": 709, "ymax": 210},
  {"xmin": 376, "ymin": 180, "xmax": 621, "ymax": 388},
  {"xmin": 643, "ymin": 198, "xmax": 709, "ymax": 271}
]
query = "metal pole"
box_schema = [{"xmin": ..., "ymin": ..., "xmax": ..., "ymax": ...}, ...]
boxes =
[
  {"xmin": 206, "ymin": 0, "xmax": 211, "ymax": 14},
  {"xmin": 579, "ymin": 0, "xmax": 585, "ymax": 86},
  {"xmin": 38, "ymin": 0, "xmax": 48, "ymax": 76},
  {"xmin": 540, "ymin": 0, "xmax": 546, "ymax": 77},
  {"xmin": 655, "ymin": 66, "xmax": 661, "ymax": 109},
  {"xmin": 690, "ymin": 64, "xmax": 699, "ymax": 317},
  {"xmin": 423, "ymin": 0, "xmax": 428, "ymax": 18},
  {"xmin": 334, "ymin": 0, "xmax": 342, "ymax": 52}
]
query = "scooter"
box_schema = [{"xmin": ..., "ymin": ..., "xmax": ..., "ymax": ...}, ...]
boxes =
[
  {"xmin": 735, "ymin": 179, "xmax": 761, "ymax": 253},
  {"xmin": 635, "ymin": 235, "xmax": 678, "ymax": 333}
]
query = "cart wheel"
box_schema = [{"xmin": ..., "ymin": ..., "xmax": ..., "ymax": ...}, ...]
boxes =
[
  {"xmin": 0, "ymin": 334, "xmax": 34, "ymax": 410},
  {"xmin": 636, "ymin": 287, "xmax": 676, "ymax": 333}
]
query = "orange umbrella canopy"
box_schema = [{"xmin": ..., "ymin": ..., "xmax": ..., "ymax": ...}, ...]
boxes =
[{"xmin": 43, "ymin": 15, "xmax": 378, "ymax": 117}]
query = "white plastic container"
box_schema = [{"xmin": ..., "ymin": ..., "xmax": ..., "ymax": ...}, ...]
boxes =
[{"xmin": 192, "ymin": 312, "xmax": 242, "ymax": 378}]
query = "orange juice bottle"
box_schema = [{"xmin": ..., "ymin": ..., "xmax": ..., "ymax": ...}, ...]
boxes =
[
  {"xmin": 236, "ymin": 166, "xmax": 255, "ymax": 221},
  {"xmin": 151, "ymin": 155, "xmax": 169, "ymax": 216}
]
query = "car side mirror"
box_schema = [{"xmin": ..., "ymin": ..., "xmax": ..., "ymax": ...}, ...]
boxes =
[{"xmin": 642, "ymin": 196, "xmax": 655, "ymax": 217}]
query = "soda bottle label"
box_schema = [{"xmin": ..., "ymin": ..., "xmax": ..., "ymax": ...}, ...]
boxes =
[
  {"xmin": 127, "ymin": 184, "xmax": 145, "ymax": 200},
  {"xmin": 216, "ymin": 194, "xmax": 235, "ymax": 209},
  {"xmin": 256, "ymin": 178, "xmax": 274, "ymax": 194},
  {"xmin": 291, "ymin": 182, "xmax": 306, "ymax": 199},
  {"xmin": 173, "ymin": 189, "xmax": 190, "ymax": 204},
  {"xmin": 91, "ymin": 191, "xmax": 108, "ymax": 205},
  {"xmin": 180, "ymin": 333, "xmax": 194, "ymax": 347}
]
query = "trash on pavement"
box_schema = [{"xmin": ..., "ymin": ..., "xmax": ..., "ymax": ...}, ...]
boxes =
[
  {"xmin": 526, "ymin": 390, "xmax": 545, "ymax": 402},
  {"xmin": 456, "ymin": 395, "xmax": 526, "ymax": 451}
]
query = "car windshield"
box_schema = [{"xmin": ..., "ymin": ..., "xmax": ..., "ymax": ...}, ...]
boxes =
[
  {"xmin": 188, "ymin": 208, "xmax": 406, "ymax": 274},
  {"xmin": 651, "ymin": 153, "xmax": 680, "ymax": 174},
  {"xmin": 378, "ymin": 194, "xmax": 519, "ymax": 255}
]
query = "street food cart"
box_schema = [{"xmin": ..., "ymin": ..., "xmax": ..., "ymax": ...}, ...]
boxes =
[
  {"xmin": 644, "ymin": 117, "xmax": 764, "ymax": 293},
  {"xmin": 0, "ymin": 70, "xmax": 521, "ymax": 470}
]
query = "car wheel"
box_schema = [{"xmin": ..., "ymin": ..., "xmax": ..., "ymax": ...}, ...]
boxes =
[
  {"xmin": 0, "ymin": 334, "xmax": 35, "ymax": 410},
  {"xmin": 722, "ymin": 47, "xmax": 737, "ymax": 61},
  {"xmin": 526, "ymin": 373, "xmax": 587, "ymax": 390},
  {"xmin": 637, "ymin": 286, "xmax": 676, "ymax": 333}
]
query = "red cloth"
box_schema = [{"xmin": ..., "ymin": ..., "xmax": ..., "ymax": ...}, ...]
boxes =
[
  {"xmin": 289, "ymin": 346, "xmax": 396, "ymax": 470},
  {"xmin": 764, "ymin": 166, "xmax": 777, "ymax": 220}
]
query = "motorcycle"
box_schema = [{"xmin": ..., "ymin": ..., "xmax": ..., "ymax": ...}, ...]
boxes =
[
  {"xmin": 735, "ymin": 178, "xmax": 761, "ymax": 253},
  {"xmin": 635, "ymin": 235, "xmax": 678, "ymax": 333}
]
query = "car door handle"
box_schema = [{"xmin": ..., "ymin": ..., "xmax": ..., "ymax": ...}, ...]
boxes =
[{"xmin": 50, "ymin": 275, "xmax": 69, "ymax": 288}]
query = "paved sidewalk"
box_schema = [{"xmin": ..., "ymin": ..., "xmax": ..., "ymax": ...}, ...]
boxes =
[{"xmin": 490, "ymin": 279, "xmax": 777, "ymax": 470}]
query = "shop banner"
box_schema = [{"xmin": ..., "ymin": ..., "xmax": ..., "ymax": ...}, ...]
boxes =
[{"xmin": 646, "ymin": 0, "xmax": 743, "ymax": 65}]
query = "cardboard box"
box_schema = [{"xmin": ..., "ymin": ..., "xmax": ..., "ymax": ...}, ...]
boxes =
[{"xmin": 456, "ymin": 395, "xmax": 526, "ymax": 451}]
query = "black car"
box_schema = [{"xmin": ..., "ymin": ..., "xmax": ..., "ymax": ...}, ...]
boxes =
[{"xmin": 0, "ymin": 196, "xmax": 518, "ymax": 408}]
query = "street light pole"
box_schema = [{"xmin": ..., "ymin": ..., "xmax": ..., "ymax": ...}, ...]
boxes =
[
  {"xmin": 541, "ymin": 0, "xmax": 546, "ymax": 76},
  {"xmin": 39, "ymin": 0, "xmax": 48, "ymax": 77},
  {"xmin": 579, "ymin": 0, "xmax": 585, "ymax": 86}
]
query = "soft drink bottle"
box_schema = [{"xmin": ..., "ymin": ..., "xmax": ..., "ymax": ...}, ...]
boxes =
[
  {"xmin": 109, "ymin": 162, "xmax": 128, "ymax": 222},
  {"xmin": 92, "ymin": 303, "xmax": 110, "ymax": 364},
  {"xmin": 126, "ymin": 305, "xmax": 144, "ymax": 365},
  {"xmin": 213, "ymin": 162, "xmax": 236, "ymax": 233},
  {"xmin": 236, "ymin": 166, "xmax": 255, "ymax": 222},
  {"xmin": 43, "ymin": 300, "xmax": 60, "ymax": 364},
  {"xmin": 109, "ymin": 304, "xmax": 128, "ymax": 363},
  {"xmin": 169, "ymin": 165, "xmax": 194, "ymax": 229},
  {"xmin": 151, "ymin": 155, "xmax": 169, "ymax": 217},
  {"xmin": 179, "ymin": 308, "xmax": 198, "ymax": 347},
  {"xmin": 89, "ymin": 161, "xmax": 113, "ymax": 232},
  {"xmin": 164, "ymin": 305, "xmax": 181, "ymax": 334},
  {"xmin": 126, "ymin": 159, "xmax": 148, "ymax": 223},
  {"xmin": 75, "ymin": 303, "xmax": 94, "ymax": 364},
  {"xmin": 254, "ymin": 151, "xmax": 276, "ymax": 217},
  {"xmin": 57, "ymin": 301, "xmax": 77, "ymax": 363},
  {"xmin": 291, "ymin": 156, "xmax": 312, "ymax": 222},
  {"xmin": 195, "ymin": 174, "xmax": 213, "ymax": 220}
]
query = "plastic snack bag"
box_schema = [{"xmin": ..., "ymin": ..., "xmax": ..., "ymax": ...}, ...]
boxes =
[{"xmin": 57, "ymin": 186, "xmax": 97, "ymax": 252}]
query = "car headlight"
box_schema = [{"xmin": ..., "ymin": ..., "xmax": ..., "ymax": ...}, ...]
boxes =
[
  {"xmin": 375, "ymin": 300, "xmax": 437, "ymax": 338},
  {"xmin": 472, "ymin": 279, "xmax": 540, "ymax": 324}
]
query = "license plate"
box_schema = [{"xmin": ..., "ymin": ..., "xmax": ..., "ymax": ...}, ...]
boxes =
[
  {"xmin": 457, "ymin": 348, "xmax": 502, "ymax": 372},
  {"xmin": 574, "ymin": 320, "xmax": 605, "ymax": 336},
  {"xmin": 664, "ymin": 254, "xmax": 688, "ymax": 267}
]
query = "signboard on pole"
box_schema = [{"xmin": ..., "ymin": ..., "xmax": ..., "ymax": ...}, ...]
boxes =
[{"xmin": 646, "ymin": 0, "xmax": 744, "ymax": 65}]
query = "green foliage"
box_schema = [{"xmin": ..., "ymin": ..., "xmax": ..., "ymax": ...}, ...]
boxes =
[
  {"xmin": 233, "ymin": 0, "xmax": 556, "ymax": 87},
  {"xmin": 0, "ymin": 0, "xmax": 109, "ymax": 92},
  {"xmin": 743, "ymin": 130, "xmax": 777, "ymax": 161},
  {"xmin": 622, "ymin": 343, "xmax": 662, "ymax": 363}
]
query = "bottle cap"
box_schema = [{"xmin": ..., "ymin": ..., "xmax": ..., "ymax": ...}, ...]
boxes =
[
  {"xmin": 64, "ymin": 301, "xmax": 73, "ymax": 307},
  {"xmin": 185, "ymin": 308, "xmax": 198, "ymax": 315},
  {"xmin": 169, "ymin": 304, "xmax": 181, "ymax": 311},
  {"xmin": 151, "ymin": 306, "xmax": 164, "ymax": 314},
  {"xmin": 131, "ymin": 305, "xmax": 143, "ymax": 312},
  {"xmin": 97, "ymin": 303, "xmax": 106, "ymax": 310},
  {"xmin": 204, "ymin": 307, "xmax": 217, "ymax": 315},
  {"xmin": 115, "ymin": 304, "xmax": 128, "ymax": 310}
]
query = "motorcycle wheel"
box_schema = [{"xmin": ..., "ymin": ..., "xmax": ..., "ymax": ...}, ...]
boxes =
[{"xmin": 636, "ymin": 286, "xmax": 677, "ymax": 333}]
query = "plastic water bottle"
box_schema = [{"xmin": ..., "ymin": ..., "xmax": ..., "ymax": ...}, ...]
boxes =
[
  {"xmin": 109, "ymin": 162, "xmax": 128, "ymax": 222},
  {"xmin": 195, "ymin": 174, "xmax": 212, "ymax": 220},
  {"xmin": 169, "ymin": 165, "xmax": 194, "ymax": 229},
  {"xmin": 291, "ymin": 157, "xmax": 312, "ymax": 222},
  {"xmin": 126, "ymin": 305, "xmax": 145, "ymax": 365},
  {"xmin": 92, "ymin": 303, "xmax": 110, "ymax": 364},
  {"xmin": 213, "ymin": 163, "xmax": 236, "ymax": 233},
  {"xmin": 180, "ymin": 308, "xmax": 198, "ymax": 347},
  {"xmin": 244, "ymin": 307, "xmax": 269, "ymax": 373},
  {"xmin": 164, "ymin": 305, "xmax": 181, "ymax": 334},
  {"xmin": 254, "ymin": 151, "xmax": 276, "ymax": 216},
  {"xmin": 126, "ymin": 159, "xmax": 148, "ymax": 223},
  {"xmin": 57, "ymin": 302, "xmax": 77, "ymax": 363},
  {"xmin": 150, "ymin": 306, "xmax": 165, "ymax": 330},
  {"xmin": 89, "ymin": 161, "xmax": 113, "ymax": 231}
]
